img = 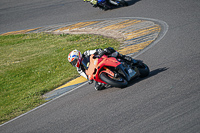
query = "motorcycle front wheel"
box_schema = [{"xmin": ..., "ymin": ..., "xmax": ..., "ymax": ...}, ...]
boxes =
[
  {"xmin": 100, "ymin": 72, "xmax": 128, "ymax": 88},
  {"xmin": 138, "ymin": 63, "xmax": 150, "ymax": 78}
]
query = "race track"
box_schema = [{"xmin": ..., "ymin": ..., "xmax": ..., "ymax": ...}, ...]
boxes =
[{"xmin": 1, "ymin": 0, "xmax": 200, "ymax": 132}]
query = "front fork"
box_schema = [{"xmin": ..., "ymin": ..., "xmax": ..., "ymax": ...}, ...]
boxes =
[{"xmin": 116, "ymin": 64, "xmax": 140, "ymax": 81}]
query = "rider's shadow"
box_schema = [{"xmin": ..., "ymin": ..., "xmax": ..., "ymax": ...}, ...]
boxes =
[
  {"xmin": 110, "ymin": 0, "xmax": 141, "ymax": 10},
  {"xmin": 127, "ymin": 67, "xmax": 169, "ymax": 87}
]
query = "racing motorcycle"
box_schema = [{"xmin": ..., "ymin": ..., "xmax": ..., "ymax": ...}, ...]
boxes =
[
  {"xmin": 82, "ymin": 54, "xmax": 150, "ymax": 89},
  {"xmin": 87, "ymin": 0, "xmax": 128, "ymax": 10}
]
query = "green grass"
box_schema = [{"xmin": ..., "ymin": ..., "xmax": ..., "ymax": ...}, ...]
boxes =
[{"xmin": 0, "ymin": 33, "xmax": 121, "ymax": 124}]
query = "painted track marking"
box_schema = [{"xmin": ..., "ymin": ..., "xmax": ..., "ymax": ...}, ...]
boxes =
[
  {"xmin": 1, "ymin": 17, "xmax": 168, "ymax": 100},
  {"xmin": 0, "ymin": 17, "xmax": 168, "ymax": 126}
]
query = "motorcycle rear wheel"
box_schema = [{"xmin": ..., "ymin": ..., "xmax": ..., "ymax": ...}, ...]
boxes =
[{"xmin": 100, "ymin": 72, "xmax": 128, "ymax": 88}]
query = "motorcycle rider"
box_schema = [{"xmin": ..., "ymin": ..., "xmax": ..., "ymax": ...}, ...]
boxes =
[
  {"xmin": 83, "ymin": 0, "xmax": 119, "ymax": 10},
  {"xmin": 68, "ymin": 47, "xmax": 140, "ymax": 90}
]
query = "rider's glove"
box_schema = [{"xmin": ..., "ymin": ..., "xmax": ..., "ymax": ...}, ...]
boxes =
[{"xmin": 103, "ymin": 47, "xmax": 116, "ymax": 55}]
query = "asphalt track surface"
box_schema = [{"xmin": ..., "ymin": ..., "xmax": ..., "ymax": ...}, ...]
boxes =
[{"xmin": 1, "ymin": 0, "xmax": 200, "ymax": 133}]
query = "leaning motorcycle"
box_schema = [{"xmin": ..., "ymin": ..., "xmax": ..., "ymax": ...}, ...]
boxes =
[
  {"xmin": 90, "ymin": 0, "xmax": 128, "ymax": 10},
  {"xmin": 82, "ymin": 54, "xmax": 150, "ymax": 89}
]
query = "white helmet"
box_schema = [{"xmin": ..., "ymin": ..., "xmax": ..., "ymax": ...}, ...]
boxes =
[{"xmin": 68, "ymin": 49, "xmax": 82, "ymax": 67}]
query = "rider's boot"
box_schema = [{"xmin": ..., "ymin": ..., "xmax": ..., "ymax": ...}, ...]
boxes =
[{"xmin": 94, "ymin": 81, "xmax": 105, "ymax": 90}]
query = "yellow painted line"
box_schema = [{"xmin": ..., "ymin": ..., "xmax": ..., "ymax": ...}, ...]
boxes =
[
  {"xmin": 55, "ymin": 21, "xmax": 100, "ymax": 31},
  {"xmin": 1, "ymin": 28, "xmax": 41, "ymax": 36},
  {"xmin": 118, "ymin": 40, "xmax": 154, "ymax": 55},
  {"xmin": 55, "ymin": 76, "xmax": 87, "ymax": 90},
  {"xmin": 102, "ymin": 20, "xmax": 142, "ymax": 30},
  {"xmin": 125, "ymin": 25, "xmax": 161, "ymax": 40}
]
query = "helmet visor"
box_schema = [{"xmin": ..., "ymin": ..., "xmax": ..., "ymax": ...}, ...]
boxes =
[{"xmin": 70, "ymin": 58, "xmax": 78, "ymax": 67}]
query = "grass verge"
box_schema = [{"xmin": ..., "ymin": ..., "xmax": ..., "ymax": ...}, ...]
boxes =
[{"xmin": 0, "ymin": 33, "xmax": 121, "ymax": 124}]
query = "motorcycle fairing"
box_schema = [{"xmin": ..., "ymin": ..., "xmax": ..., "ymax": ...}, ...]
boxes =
[
  {"xmin": 85, "ymin": 54, "xmax": 140, "ymax": 84},
  {"xmin": 86, "ymin": 55, "xmax": 121, "ymax": 82},
  {"xmin": 116, "ymin": 64, "xmax": 140, "ymax": 81}
]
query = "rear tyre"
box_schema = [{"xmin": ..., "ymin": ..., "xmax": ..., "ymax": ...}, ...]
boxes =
[{"xmin": 100, "ymin": 72, "xmax": 128, "ymax": 88}]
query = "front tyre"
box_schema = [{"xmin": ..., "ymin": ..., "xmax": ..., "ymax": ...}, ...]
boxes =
[
  {"xmin": 100, "ymin": 72, "xmax": 128, "ymax": 88},
  {"xmin": 138, "ymin": 63, "xmax": 150, "ymax": 78}
]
